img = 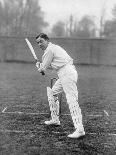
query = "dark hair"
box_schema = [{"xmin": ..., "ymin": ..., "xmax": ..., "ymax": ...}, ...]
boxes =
[{"xmin": 36, "ymin": 33, "xmax": 49, "ymax": 41}]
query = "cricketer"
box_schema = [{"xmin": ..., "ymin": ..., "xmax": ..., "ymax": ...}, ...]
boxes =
[{"xmin": 35, "ymin": 33, "xmax": 85, "ymax": 138}]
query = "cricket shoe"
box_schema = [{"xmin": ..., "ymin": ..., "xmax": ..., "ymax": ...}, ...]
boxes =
[
  {"xmin": 44, "ymin": 119, "xmax": 60, "ymax": 126},
  {"xmin": 67, "ymin": 129, "xmax": 85, "ymax": 138}
]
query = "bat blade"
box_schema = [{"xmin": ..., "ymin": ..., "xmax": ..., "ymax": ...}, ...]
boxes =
[
  {"xmin": 25, "ymin": 38, "xmax": 45, "ymax": 76},
  {"xmin": 25, "ymin": 38, "xmax": 38, "ymax": 61}
]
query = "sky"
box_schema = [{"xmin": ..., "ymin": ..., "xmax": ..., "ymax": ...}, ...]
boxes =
[{"xmin": 39, "ymin": 0, "xmax": 116, "ymax": 30}]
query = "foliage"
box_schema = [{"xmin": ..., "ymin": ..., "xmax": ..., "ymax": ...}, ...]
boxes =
[
  {"xmin": 103, "ymin": 4, "xmax": 116, "ymax": 38},
  {"xmin": 73, "ymin": 15, "xmax": 96, "ymax": 38},
  {"xmin": 51, "ymin": 21, "xmax": 66, "ymax": 37},
  {"xmin": 103, "ymin": 20, "xmax": 116, "ymax": 37},
  {"xmin": 112, "ymin": 4, "xmax": 116, "ymax": 19},
  {"xmin": 0, "ymin": 0, "xmax": 48, "ymax": 36},
  {"xmin": 50, "ymin": 15, "xmax": 96, "ymax": 38}
]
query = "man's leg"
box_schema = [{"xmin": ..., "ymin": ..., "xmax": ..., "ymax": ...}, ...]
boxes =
[
  {"xmin": 60, "ymin": 66, "xmax": 85, "ymax": 138},
  {"xmin": 45, "ymin": 79, "xmax": 63, "ymax": 125}
]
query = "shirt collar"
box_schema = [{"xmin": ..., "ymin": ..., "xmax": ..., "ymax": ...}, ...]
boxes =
[{"xmin": 44, "ymin": 42, "xmax": 52, "ymax": 52}]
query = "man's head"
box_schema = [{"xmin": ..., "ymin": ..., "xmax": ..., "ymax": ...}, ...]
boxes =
[{"xmin": 36, "ymin": 33, "xmax": 49, "ymax": 50}]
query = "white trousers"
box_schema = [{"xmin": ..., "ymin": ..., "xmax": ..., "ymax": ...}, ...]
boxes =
[{"xmin": 51, "ymin": 64, "xmax": 84, "ymax": 130}]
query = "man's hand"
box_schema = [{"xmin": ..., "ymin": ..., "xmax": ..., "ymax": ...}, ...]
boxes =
[
  {"xmin": 36, "ymin": 62, "xmax": 45, "ymax": 75},
  {"xmin": 36, "ymin": 62, "xmax": 40, "ymax": 69}
]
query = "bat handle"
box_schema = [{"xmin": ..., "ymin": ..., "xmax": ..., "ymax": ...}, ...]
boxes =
[{"xmin": 40, "ymin": 71, "xmax": 45, "ymax": 75}]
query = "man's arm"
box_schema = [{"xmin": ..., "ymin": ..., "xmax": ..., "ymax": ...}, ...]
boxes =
[{"xmin": 36, "ymin": 50, "xmax": 53, "ymax": 72}]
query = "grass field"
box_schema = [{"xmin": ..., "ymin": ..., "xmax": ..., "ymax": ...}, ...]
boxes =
[{"xmin": 0, "ymin": 62, "xmax": 116, "ymax": 155}]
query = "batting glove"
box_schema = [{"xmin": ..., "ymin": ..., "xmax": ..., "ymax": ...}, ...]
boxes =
[{"xmin": 36, "ymin": 62, "xmax": 40, "ymax": 69}]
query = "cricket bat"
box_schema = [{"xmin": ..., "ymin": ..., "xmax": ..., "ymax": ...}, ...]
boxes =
[{"xmin": 25, "ymin": 38, "xmax": 45, "ymax": 75}]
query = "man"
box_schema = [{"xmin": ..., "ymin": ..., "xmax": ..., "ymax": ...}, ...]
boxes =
[{"xmin": 35, "ymin": 33, "xmax": 85, "ymax": 138}]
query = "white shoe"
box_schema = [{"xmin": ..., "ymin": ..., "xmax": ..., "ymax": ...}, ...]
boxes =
[
  {"xmin": 44, "ymin": 119, "xmax": 60, "ymax": 125},
  {"xmin": 68, "ymin": 130, "xmax": 85, "ymax": 138}
]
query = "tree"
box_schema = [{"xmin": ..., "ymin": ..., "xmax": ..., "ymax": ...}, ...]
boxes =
[
  {"xmin": 0, "ymin": 0, "xmax": 48, "ymax": 36},
  {"xmin": 69, "ymin": 15, "xmax": 74, "ymax": 36},
  {"xmin": 103, "ymin": 4, "xmax": 116, "ymax": 38},
  {"xmin": 99, "ymin": 0, "xmax": 107, "ymax": 37},
  {"xmin": 73, "ymin": 15, "xmax": 96, "ymax": 38},
  {"xmin": 103, "ymin": 20, "xmax": 116, "ymax": 37},
  {"xmin": 51, "ymin": 21, "xmax": 66, "ymax": 37},
  {"xmin": 65, "ymin": 15, "xmax": 75, "ymax": 37},
  {"xmin": 21, "ymin": 0, "xmax": 48, "ymax": 35},
  {"xmin": 112, "ymin": 4, "xmax": 116, "ymax": 19}
]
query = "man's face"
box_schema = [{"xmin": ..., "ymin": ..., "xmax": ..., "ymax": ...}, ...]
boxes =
[{"xmin": 36, "ymin": 37, "xmax": 48, "ymax": 50}]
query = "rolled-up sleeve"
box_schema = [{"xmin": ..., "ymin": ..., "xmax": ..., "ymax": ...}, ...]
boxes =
[{"xmin": 39, "ymin": 50, "xmax": 53, "ymax": 72}]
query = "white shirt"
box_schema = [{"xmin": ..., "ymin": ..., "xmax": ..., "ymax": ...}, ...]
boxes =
[{"xmin": 40, "ymin": 42, "xmax": 73, "ymax": 72}]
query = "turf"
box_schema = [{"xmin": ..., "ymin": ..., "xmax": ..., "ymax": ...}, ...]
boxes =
[{"xmin": 0, "ymin": 63, "xmax": 116, "ymax": 155}]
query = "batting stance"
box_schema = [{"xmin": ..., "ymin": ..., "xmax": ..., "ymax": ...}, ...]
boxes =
[{"xmin": 35, "ymin": 33, "xmax": 85, "ymax": 138}]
